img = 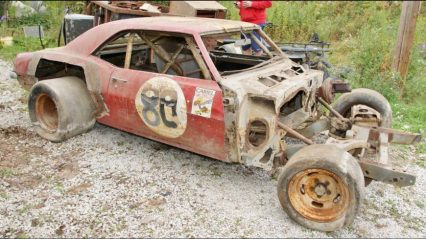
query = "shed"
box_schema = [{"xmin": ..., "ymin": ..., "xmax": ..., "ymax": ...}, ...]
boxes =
[{"xmin": 169, "ymin": 1, "xmax": 227, "ymax": 19}]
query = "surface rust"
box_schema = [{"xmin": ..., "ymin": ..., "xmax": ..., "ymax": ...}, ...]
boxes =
[{"xmin": 288, "ymin": 168, "xmax": 350, "ymax": 222}]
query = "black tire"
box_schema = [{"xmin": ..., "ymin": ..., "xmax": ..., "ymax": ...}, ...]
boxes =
[
  {"xmin": 28, "ymin": 77, "xmax": 96, "ymax": 142},
  {"xmin": 333, "ymin": 88, "xmax": 392, "ymax": 186},
  {"xmin": 332, "ymin": 88, "xmax": 392, "ymax": 128},
  {"xmin": 277, "ymin": 145, "xmax": 364, "ymax": 232}
]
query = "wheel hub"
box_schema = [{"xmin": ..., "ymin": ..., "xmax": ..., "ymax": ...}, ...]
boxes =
[
  {"xmin": 288, "ymin": 168, "xmax": 350, "ymax": 222},
  {"xmin": 314, "ymin": 182, "xmax": 327, "ymax": 197},
  {"xmin": 35, "ymin": 93, "xmax": 59, "ymax": 131}
]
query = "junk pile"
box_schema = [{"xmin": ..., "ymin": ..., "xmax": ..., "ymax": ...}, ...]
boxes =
[{"xmin": 0, "ymin": 1, "xmax": 47, "ymax": 47}]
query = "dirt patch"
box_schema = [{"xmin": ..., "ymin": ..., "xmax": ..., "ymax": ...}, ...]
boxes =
[
  {"xmin": 4, "ymin": 175, "xmax": 43, "ymax": 189},
  {"xmin": 0, "ymin": 127, "xmax": 43, "ymax": 163},
  {"xmin": 0, "ymin": 124, "xmax": 84, "ymax": 189},
  {"xmin": 0, "ymin": 126, "xmax": 47, "ymax": 190},
  {"xmin": 0, "ymin": 125, "xmax": 36, "ymax": 138},
  {"xmin": 67, "ymin": 182, "xmax": 92, "ymax": 195}
]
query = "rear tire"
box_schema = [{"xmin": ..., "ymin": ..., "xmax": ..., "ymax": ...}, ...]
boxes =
[
  {"xmin": 277, "ymin": 145, "xmax": 364, "ymax": 232},
  {"xmin": 28, "ymin": 77, "xmax": 96, "ymax": 142}
]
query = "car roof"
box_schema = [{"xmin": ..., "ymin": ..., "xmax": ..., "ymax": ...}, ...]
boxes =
[
  {"xmin": 107, "ymin": 16, "xmax": 258, "ymax": 35},
  {"xmin": 64, "ymin": 16, "xmax": 258, "ymax": 55}
]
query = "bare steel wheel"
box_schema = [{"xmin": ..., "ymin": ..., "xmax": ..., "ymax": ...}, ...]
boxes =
[
  {"xmin": 35, "ymin": 93, "xmax": 59, "ymax": 132},
  {"xmin": 288, "ymin": 169, "xmax": 350, "ymax": 223},
  {"xmin": 278, "ymin": 145, "xmax": 364, "ymax": 232}
]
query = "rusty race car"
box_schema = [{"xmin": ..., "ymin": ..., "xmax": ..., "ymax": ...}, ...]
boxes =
[{"xmin": 13, "ymin": 17, "xmax": 421, "ymax": 232}]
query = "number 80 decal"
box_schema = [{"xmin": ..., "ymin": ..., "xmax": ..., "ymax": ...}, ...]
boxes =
[{"xmin": 135, "ymin": 76, "xmax": 187, "ymax": 138}]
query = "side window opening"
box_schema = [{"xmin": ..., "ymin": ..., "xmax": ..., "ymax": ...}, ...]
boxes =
[{"xmin": 94, "ymin": 31, "xmax": 210, "ymax": 80}]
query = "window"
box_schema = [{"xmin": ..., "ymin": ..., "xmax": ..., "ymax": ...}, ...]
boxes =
[
  {"xmin": 94, "ymin": 31, "xmax": 210, "ymax": 79},
  {"xmin": 201, "ymin": 30, "xmax": 281, "ymax": 76}
]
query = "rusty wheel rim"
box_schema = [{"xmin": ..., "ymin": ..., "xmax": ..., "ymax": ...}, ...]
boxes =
[
  {"xmin": 35, "ymin": 93, "xmax": 58, "ymax": 131},
  {"xmin": 288, "ymin": 168, "xmax": 350, "ymax": 222}
]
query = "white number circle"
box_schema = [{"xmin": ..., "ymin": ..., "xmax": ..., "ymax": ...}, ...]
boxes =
[{"xmin": 135, "ymin": 76, "xmax": 187, "ymax": 138}]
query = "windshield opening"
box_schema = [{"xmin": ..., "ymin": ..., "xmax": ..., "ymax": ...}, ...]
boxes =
[{"xmin": 201, "ymin": 29, "xmax": 283, "ymax": 76}]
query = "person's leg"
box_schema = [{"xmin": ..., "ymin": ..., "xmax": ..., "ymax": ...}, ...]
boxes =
[
  {"xmin": 250, "ymin": 31, "xmax": 263, "ymax": 56},
  {"xmin": 241, "ymin": 32, "xmax": 252, "ymax": 55},
  {"xmin": 251, "ymin": 23, "xmax": 268, "ymax": 56}
]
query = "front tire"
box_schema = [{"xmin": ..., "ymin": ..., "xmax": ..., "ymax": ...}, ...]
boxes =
[
  {"xmin": 28, "ymin": 77, "xmax": 96, "ymax": 142},
  {"xmin": 277, "ymin": 145, "xmax": 364, "ymax": 232}
]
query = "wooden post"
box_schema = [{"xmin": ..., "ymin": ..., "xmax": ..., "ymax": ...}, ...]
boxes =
[{"xmin": 392, "ymin": 1, "xmax": 421, "ymax": 80}]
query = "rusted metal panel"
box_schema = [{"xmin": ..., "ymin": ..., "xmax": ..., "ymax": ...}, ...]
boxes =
[
  {"xmin": 332, "ymin": 80, "xmax": 351, "ymax": 93},
  {"xmin": 90, "ymin": 1, "xmax": 171, "ymax": 17},
  {"xmin": 99, "ymin": 68, "xmax": 227, "ymax": 161},
  {"xmin": 324, "ymin": 123, "xmax": 420, "ymax": 187},
  {"xmin": 359, "ymin": 160, "xmax": 416, "ymax": 187},
  {"xmin": 296, "ymin": 118, "xmax": 330, "ymax": 139},
  {"xmin": 277, "ymin": 121, "xmax": 314, "ymax": 145},
  {"xmin": 17, "ymin": 75, "xmax": 37, "ymax": 91},
  {"xmin": 366, "ymin": 126, "xmax": 422, "ymax": 145}
]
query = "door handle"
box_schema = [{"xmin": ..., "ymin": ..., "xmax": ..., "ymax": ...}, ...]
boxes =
[{"xmin": 112, "ymin": 77, "xmax": 128, "ymax": 83}]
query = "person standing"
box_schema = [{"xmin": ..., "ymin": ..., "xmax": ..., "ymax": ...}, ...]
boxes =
[{"xmin": 235, "ymin": 0, "xmax": 272, "ymax": 55}]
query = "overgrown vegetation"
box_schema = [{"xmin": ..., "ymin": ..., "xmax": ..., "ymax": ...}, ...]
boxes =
[
  {"xmin": 0, "ymin": 1, "xmax": 425, "ymax": 156},
  {"xmin": 0, "ymin": 1, "xmax": 85, "ymax": 59}
]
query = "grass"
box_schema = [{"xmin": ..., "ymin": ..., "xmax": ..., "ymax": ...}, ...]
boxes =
[
  {"xmin": 0, "ymin": 1, "xmax": 83, "ymax": 60},
  {"xmin": 0, "ymin": 36, "xmax": 49, "ymax": 61},
  {"xmin": 0, "ymin": 168, "xmax": 14, "ymax": 177}
]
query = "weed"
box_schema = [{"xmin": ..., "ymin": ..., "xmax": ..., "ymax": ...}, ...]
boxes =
[
  {"xmin": 0, "ymin": 191, "xmax": 8, "ymax": 199},
  {"xmin": 385, "ymin": 199, "xmax": 402, "ymax": 219},
  {"xmin": 0, "ymin": 168, "xmax": 14, "ymax": 177},
  {"xmin": 116, "ymin": 141, "xmax": 125, "ymax": 146},
  {"xmin": 17, "ymin": 204, "xmax": 31, "ymax": 216},
  {"xmin": 53, "ymin": 181, "xmax": 65, "ymax": 194},
  {"xmin": 414, "ymin": 200, "xmax": 425, "ymax": 209},
  {"xmin": 210, "ymin": 167, "xmax": 222, "ymax": 177},
  {"xmin": 16, "ymin": 231, "xmax": 28, "ymax": 239}
]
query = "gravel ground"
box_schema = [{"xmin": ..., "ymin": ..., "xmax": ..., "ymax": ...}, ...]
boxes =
[{"xmin": 0, "ymin": 59, "xmax": 425, "ymax": 238}]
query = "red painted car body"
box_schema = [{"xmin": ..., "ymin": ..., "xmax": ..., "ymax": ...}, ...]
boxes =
[{"xmin": 14, "ymin": 17, "xmax": 262, "ymax": 162}]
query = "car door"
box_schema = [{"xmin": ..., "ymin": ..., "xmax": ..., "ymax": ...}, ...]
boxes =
[{"xmin": 101, "ymin": 30, "xmax": 227, "ymax": 161}]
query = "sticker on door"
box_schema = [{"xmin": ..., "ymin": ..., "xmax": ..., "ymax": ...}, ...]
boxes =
[
  {"xmin": 191, "ymin": 87, "xmax": 216, "ymax": 118},
  {"xmin": 135, "ymin": 76, "xmax": 187, "ymax": 138}
]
